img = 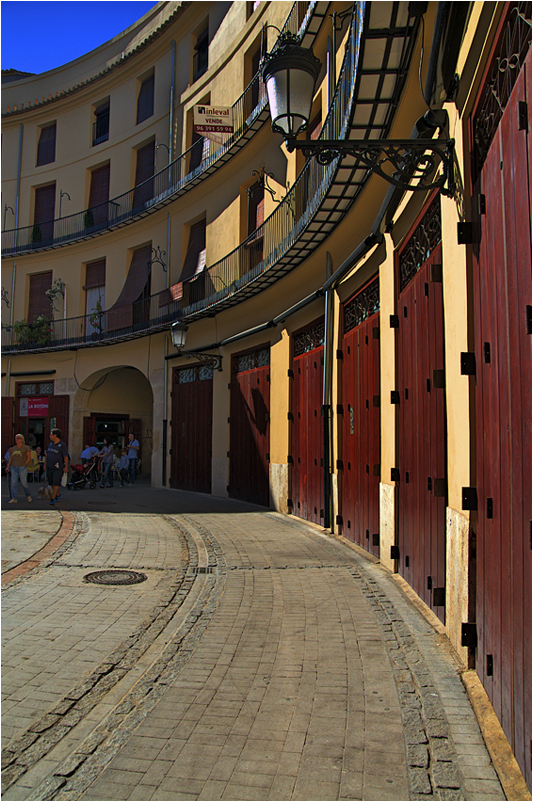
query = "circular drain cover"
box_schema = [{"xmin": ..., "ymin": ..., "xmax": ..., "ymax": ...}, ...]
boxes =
[{"xmin": 84, "ymin": 569, "xmax": 147, "ymax": 585}]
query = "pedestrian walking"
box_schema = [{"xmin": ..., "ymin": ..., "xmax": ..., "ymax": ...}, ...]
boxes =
[
  {"xmin": 6, "ymin": 434, "xmax": 32, "ymax": 504},
  {"xmin": 98, "ymin": 437, "xmax": 114, "ymax": 488},
  {"xmin": 126, "ymin": 432, "xmax": 139, "ymax": 484},
  {"xmin": 45, "ymin": 428, "xmax": 69, "ymax": 505}
]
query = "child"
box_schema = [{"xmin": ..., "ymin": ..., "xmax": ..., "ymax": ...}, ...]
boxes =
[{"xmin": 118, "ymin": 449, "xmax": 129, "ymax": 487}]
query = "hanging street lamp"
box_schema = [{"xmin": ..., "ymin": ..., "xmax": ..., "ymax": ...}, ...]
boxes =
[
  {"xmin": 170, "ymin": 320, "xmax": 223, "ymax": 371},
  {"xmin": 261, "ymin": 32, "xmax": 456, "ymax": 197}
]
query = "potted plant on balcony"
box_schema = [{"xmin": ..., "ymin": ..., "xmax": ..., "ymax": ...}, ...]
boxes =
[
  {"xmin": 13, "ymin": 315, "xmax": 52, "ymax": 347},
  {"xmin": 88, "ymin": 297, "xmax": 104, "ymax": 338},
  {"xmin": 83, "ymin": 209, "xmax": 95, "ymax": 230}
]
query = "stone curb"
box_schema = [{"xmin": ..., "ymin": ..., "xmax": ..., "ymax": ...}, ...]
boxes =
[
  {"xmin": 30, "ymin": 515, "xmax": 225, "ymax": 801},
  {"xmin": 1, "ymin": 510, "xmax": 72, "ymax": 586},
  {"xmin": 1, "ymin": 514, "xmax": 193, "ymax": 795}
]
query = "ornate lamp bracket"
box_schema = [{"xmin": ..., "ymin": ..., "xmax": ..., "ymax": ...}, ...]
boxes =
[
  {"xmin": 286, "ymin": 138, "xmax": 456, "ymax": 196},
  {"xmin": 177, "ymin": 351, "xmax": 223, "ymax": 371}
]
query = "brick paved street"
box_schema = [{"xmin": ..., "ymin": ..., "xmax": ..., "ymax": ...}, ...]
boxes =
[{"xmin": 1, "ymin": 480, "xmax": 513, "ymax": 800}]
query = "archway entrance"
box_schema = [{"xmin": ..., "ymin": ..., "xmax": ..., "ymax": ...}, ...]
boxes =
[{"xmin": 72, "ymin": 366, "xmax": 153, "ymax": 477}]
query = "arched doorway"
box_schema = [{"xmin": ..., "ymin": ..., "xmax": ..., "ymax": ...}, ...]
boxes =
[{"xmin": 72, "ymin": 366, "xmax": 153, "ymax": 476}]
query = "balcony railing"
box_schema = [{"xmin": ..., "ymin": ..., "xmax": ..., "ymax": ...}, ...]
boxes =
[
  {"xmin": 2, "ymin": 1, "xmax": 318, "ymax": 258},
  {"xmin": 2, "ymin": 290, "xmax": 182, "ymax": 352},
  {"xmin": 2, "ymin": 3, "xmax": 364, "ymax": 355}
]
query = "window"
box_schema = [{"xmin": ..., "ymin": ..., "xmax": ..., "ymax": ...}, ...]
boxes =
[
  {"xmin": 179, "ymin": 220, "xmax": 206, "ymax": 282},
  {"xmin": 84, "ymin": 260, "xmax": 106, "ymax": 335},
  {"xmin": 107, "ymin": 244, "xmax": 152, "ymax": 331},
  {"xmin": 189, "ymin": 129, "xmax": 210, "ymax": 172},
  {"xmin": 18, "ymin": 382, "xmax": 54, "ymax": 396},
  {"xmin": 33, "ymin": 183, "xmax": 56, "ymax": 244},
  {"xmin": 193, "ymin": 27, "xmax": 209, "ymax": 81},
  {"xmin": 28, "ymin": 271, "xmax": 53, "ymax": 322},
  {"xmin": 132, "ymin": 141, "xmax": 155, "ymax": 210},
  {"xmin": 93, "ymin": 100, "xmax": 110, "ymax": 146},
  {"xmin": 36, "ymin": 123, "xmax": 56, "ymax": 166},
  {"xmin": 136, "ymin": 73, "xmax": 154, "ymax": 124},
  {"xmin": 246, "ymin": 182, "xmax": 264, "ymax": 270},
  {"xmin": 87, "ymin": 164, "xmax": 110, "ymax": 226}
]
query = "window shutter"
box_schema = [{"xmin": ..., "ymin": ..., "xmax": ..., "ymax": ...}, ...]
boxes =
[
  {"xmin": 28, "ymin": 271, "xmax": 53, "ymax": 322},
  {"xmin": 179, "ymin": 220, "xmax": 206, "ymax": 282},
  {"xmin": 84, "ymin": 260, "xmax": 106, "ymax": 290},
  {"xmin": 88, "ymin": 164, "xmax": 110, "ymax": 224},
  {"xmin": 36, "ymin": 123, "xmax": 56, "ymax": 166},
  {"xmin": 248, "ymin": 183, "xmax": 264, "ymax": 236},
  {"xmin": 107, "ymin": 245, "xmax": 152, "ymax": 330},
  {"xmin": 33, "ymin": 184, "xmax": 56, "ymax": 243},
  {"xmin": 310, "ymin": 113, "xmax": 322, "ymax": 140},
  {"xmin": 137, "ymin": 74, "xmax": 154, "ymax": 124},
  {"xmin": 133, "ymin": 141, "xmax": 155, "ymax": 210}
]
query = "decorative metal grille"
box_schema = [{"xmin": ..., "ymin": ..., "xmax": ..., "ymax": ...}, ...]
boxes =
[
  {"xmin": 39, "ymin": 382, "xmax": 54, "ymax": 395},
  {"xmin": 344, "ymin": 278, "xmax": 380, "ymax": 334},
  {"xmin": 19, "ymin": 384, "xmax": 37, "ymax": 396},
  {"xmin": 178, "ymin": 368, "xmax": 197, "ymax": 384},
  {"xmin": 399, "ymin": 197, "xmax": 441, "ymax": 293},
  {"xmin": 473, "ymin": 3, "xmax": 532, "ymax": 180},
  {"xmin": 293, "ymin": 321, "xmax": 325, "ymax": 356},
  {"xmin": 233, "ymin": 347, "xmax": 270, "ymax": 373},
  {"xmin": 176, "ymin": 365, "xmax": 214, "ymax": 383}
]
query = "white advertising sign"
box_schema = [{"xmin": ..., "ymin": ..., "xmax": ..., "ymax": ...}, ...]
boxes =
[{"xmin": 193, "ymin": 105, "xmax": 233, "ymax": 144}]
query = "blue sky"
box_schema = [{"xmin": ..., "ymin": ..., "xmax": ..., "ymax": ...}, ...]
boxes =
[{"xmin": 1, "ymin": 1, "xmax": 158, "ymax": 74}]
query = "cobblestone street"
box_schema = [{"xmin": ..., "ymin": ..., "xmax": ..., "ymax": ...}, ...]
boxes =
[{"xmin": 1, "ymin": 482, "xmax": 514, "ymax": 800}]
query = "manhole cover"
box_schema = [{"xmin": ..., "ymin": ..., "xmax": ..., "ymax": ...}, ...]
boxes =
[{"xmin": 83, "ymin": 569, "xmax": 147, "ymax": 585}]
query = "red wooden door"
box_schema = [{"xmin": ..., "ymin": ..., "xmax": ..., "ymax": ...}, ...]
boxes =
[
  {"xmin": 229, "ymin": 346, "xmax": 270, "ymax": 506},
  {"xmin": 397, "ymin": 199, "xmax": 447, "ymax": 622},
  {"xmin": 171, "ymin": 365, "xmax": 213, "ymax": 494},
  {"xmin": 471, "ymin": 38, "xmax": 531, "ymax": 787},
  {"xmin": 291, "ymin": 321, "xmax": 324, "ymax": 525},
  {"xmin": 341, "ymin": 278, "xmax": 380, "ymax": 555}
]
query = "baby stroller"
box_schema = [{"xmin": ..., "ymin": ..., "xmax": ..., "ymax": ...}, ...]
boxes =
[{"xmin": 67, "ymin": 459, "xmax": 98, "ymax": 490}]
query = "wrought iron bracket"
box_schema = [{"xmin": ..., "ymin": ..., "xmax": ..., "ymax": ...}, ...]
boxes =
[
  {"xmin": 177, "ymin": 350, "xmax": 223, "ymax": 371},
  {"xmin": 285, "ymin": 137, "xmax": 456, "ymax": 196}
]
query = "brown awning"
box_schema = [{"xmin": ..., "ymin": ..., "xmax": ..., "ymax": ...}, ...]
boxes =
[
  {"xmin": 158, "ymin": 283, "xmax": 183, "ymax": 307},
  {"xmin": 107, "ymin": 245, "xmax": 151, "ymax": 330},
  {"xmin": 179, "ymin": 220, "xmax": 206, "ymax": 283}
]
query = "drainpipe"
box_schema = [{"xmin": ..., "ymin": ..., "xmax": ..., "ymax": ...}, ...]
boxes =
[
  {"xmin": 169, "ymin": 39, "xmax": 175, "ymax": 188},
  {"xmin": 14, "ymin": 124, "xmax": 23, "ymax": 244},
  {"xmin": 322, "ymin": 252, "xmax": 334, "ymax": 530},
  {"xmin": 163, "ymin": 334, "xmax": 169, "ymax": 486},
  {"xmin": 10, "ymin": 262, "xmax": 16, "ymax": 346}
]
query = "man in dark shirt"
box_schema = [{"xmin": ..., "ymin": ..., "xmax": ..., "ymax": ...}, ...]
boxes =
[{"xmin": 46, "ymin": 428, "xmax": 69, "ymax": 505}]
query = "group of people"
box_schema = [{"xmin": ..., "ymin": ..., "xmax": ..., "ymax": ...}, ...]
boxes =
[
  {"xmin": 6, "ymin": 428, "xmax": 68, "ymax": 505},
  {"xmin": 81, "ymin": 433, "xmax": 139, "ymax": 489},
  {"xmin": 5, "ymin": 430, "xmax": 139, "ymax": 504}
]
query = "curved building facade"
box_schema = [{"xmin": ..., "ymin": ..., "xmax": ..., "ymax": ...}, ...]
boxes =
[{"xmin": 1, "ymin": 1, "xmax": 531, "ymax": 787}]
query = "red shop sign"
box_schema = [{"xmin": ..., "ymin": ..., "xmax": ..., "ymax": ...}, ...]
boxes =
[{"xmin": 28, "ymin": 397, "xmax": 49, "ymax": 417}]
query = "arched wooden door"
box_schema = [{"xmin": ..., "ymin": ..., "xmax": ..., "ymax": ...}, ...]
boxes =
[
  {"xmin": 171, "ymin": 365, "xmax": 213, "ymax": 494},
  {"xmin": 341, "ymin": 277, "xmax": 380, "ymax": 556},
  {"xmin": 397, "ymin": 197, "xmax": 447, "ymax": 623},
  {"xmin": 229, "ymin": 346, "xmax": 270, "ymax": 507},
  {"xmin": 470, "ymin": 10, "xmax": 531, "ymax": 786},
  {"xmin": 291, "ymin": 320, "xmax": 324, "ymax": 525}
]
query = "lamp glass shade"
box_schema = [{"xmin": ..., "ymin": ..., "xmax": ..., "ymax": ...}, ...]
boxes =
[
  {"xmin": 261, "ymin": 34, "xmax": 321, "ymax": 139},
  {"xmin": 264, "ymin": 67, "xmax": 317, "ymax": 138},
  {"xmin": 170, "ymin": 321, "xmax": 188, "ymax": 349}
]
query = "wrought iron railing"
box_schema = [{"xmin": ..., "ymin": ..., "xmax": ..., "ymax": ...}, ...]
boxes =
[
  {"xmin": 183, "ymin": 2, "xmax": 365, "ymax": 315},
  {"xmin": 1, "ymin": 1, "xmax": 318, "ymax": 257},
  {"xmin": 3, "ymin": 2, "xmax": 365, "ymax": 353},
  {"xmin": 2, "ymin": 290, "xmax": 182, "ymax": 351}
]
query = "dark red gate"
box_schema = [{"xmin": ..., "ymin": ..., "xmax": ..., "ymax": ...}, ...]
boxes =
[
  {"xmin": 291, "ymin": 320, "xmax": 324, "ymax": 525},
  {"xmin": 470, "ymin": 11, "xmax": 531, "ymax": 786},
  {"xmin": 229, "ymin": 346, "xmax": 270, "ymax": 506},
  {"xmin": 397, "ymin": 198, "xmax": 447, "ymax": 622},
  {"xmin": 341, "ymin": 277, "xmax": 380, "ymax": 555},
  {"xmin": 171, "ymin": 364, "xmax": 213, "ymax": 494}
]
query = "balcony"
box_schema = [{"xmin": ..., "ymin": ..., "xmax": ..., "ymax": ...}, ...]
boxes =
[{"xmin": 2, "ymin": 1, "xmax": 320, "ymax": 258}]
